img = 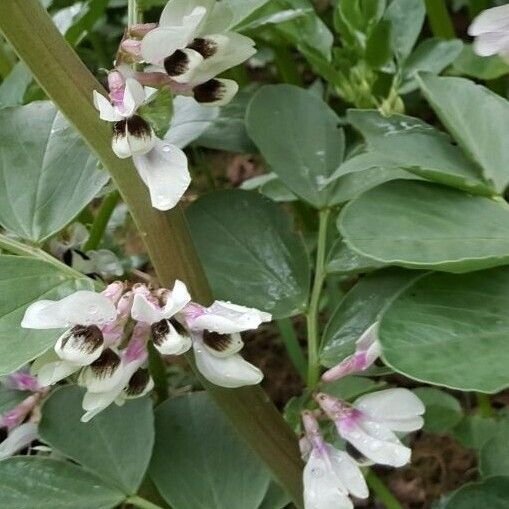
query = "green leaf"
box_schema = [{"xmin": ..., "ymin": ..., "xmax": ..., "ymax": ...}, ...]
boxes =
[
  {"xmin": 150, "ymin": 392, "xmax": 272, "ymax": 509},
  {"xmin": 453, "ymin": 414, "xmax": 507, "ymax": 450},
  {"xmin": 453, "ymin": 44, "xmax": 509, "ymax": 80},
  {"xmin": 0, "ymin": 102, "xmax": 108, "ymax": 242},
  {"xmin": 418, "ymin": 73, "xmax": 509, "ymax": 193},
  {"xmin": 225, "ymin": 0, "xmax": 272, "ymax": 28},
  {"xmin": 0, "ymin": 62, "xmax": 32, "ymax": 108},
  {"xmin": 327, "ymin": 238, "xmax": 385, "ymax": 275},
  {"xmin": 412, "ymin": 388, "xmax": 463, "ymax": 434},
  {"xmin": 384, "ymin": 0, "xmax": 425, "ymax": 61},
  {"xmin": 138, "ymin": 88, "xmax": 173, "ymax": 139},
  {"xmin": 339, "ymin": 180, "xmax": 509, "ymax": 272},
  {"xmin": 323, "ymin": 376, "xmax": 386, "ymax": 401},
  {"xmin": 258, "ymin": 482, "xmax": 291, "ymax": 509},
  {"xmin": 379, "ymin": 267, "xmax": 509, "ymax": 392},
  {"xmin": 400, "ymin": 38, "xmax": 463, "ymax": 94},
  {"xmin": 0, "ymin": 457, "xmax": 125, "ymax": 509},
  {"xmin": 480, "ymin": 427, "xmax": 509, "ymax": 478},
  {"xmin": 246, "ymin": 84, "xmax": 345, "ymax": 208},
  {"xmin": 320, "ymin": 268, "xmax": 421, "ymax": 368},
  {"xmin": 64, "ymin": 0, "xmax": 109, "ymax": 46},
  {"xmin": 365, "ymin": 20, "xmax": 392, "ymax": 69},
  {"xmin": 187, "ymin": 190, "xmax": 310, "ymax": 319},
  {"xmin": 344, "ymin": 109, "xmax": 492, "ymax": 195},
  {"xmin": 39, "ymin": 386, "xmax": 154, "ymax": 494},
  {"xmin": 441, "ymin": 477, "xmax": 509, "ymax": 509},
  {"xmin": 0, "ymin": 255, "xmax": 93, "ymax": 376}
]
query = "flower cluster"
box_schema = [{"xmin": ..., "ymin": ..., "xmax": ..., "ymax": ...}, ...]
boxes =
[
  {"xmin": 21, "ymin": 281, "xmax": 270, "ymax": 422},
  {"xmin": 94, "ymin": 0, "xmax": 256, "ymax": 211},
  {"xmin": 301, "ymin": 324, "xmax": 425, "ymax": 509},
  {"xmin": 0, "ymin": 370, "xmax": 46, "ymax": 460}
]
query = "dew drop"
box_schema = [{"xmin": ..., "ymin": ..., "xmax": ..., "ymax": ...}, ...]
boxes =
[
  {"xmin": 161, "ymin": 145, "xmax": 171, "ymax": 153},
  {"xmin": 310, "ymin": 467, "xmax": 324, "ymax": 478}
]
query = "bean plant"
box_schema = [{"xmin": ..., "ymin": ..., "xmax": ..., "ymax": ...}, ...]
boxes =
[{"xmin": 0, "ymin": 1, "xmax": 509, "ymax": 508}]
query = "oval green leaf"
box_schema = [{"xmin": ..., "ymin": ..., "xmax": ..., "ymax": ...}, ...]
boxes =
[
  {"xmin": 39, "ymin": 386, "xmax": 154, "ymax": 494},
  {"xmin": 379, "ymin": 267, "xmax": 509, "ymax": 392},
  {"xmin": 187, "ymin": 189, "xmax": 310, "ymax": 318},
  {"xmin": 442, "ymin": 477, "xmax": 509, "ymax": 509},
  {"xmin": 339, "ymin": 180, "xmax": 509, "ymax": 272}
]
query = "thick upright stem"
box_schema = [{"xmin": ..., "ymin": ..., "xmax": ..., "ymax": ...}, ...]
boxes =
[
  {"xmin": 306, "ymin": 208, "xmax": 330, "ymax": 387},
  {"xmin": 0, "ymin": 2, "xmax": 303, "ymax": 505}
]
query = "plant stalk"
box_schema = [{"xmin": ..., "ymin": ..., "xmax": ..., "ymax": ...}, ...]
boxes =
[
  {"xmin": 0, "ymin": 2, "xmax": 303, "ymax": 505},
  {"xmin": 476, "ymin": 393, "xmax": 493, "ymax": 418},
  {"xmin": 366, "ymin": 469, "xmax": 403, "ymax": 509},
  {"xmin": 306, "ymin": 208, "xmax": 330, "ymax": 387},
  {"xmin": 424, "ymin": 0, "xmax": 456, "ymax": 39},
  {"xmin": 277, "ymin": 318, "xmax": 307, "ymax": 381},
  {"xmin": 83, "ymin": 191, "xmax": 120, "ymax": 251}
]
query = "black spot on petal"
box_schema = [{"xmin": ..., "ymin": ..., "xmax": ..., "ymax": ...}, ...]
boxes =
[
  {"xmin": 164, "ymin": 50, "xmax": 190, "ymax": 77},
  {"xmin": 90, "ymin": 348, "xmax": 121, "ymax": 379},
  {"xmin": 202, "ymin": 331, "xmax": 232, "ymax": 353},
  {"xmin": 126, "ymin": 368, "xmax": 151, "ymax": 396},
  {"xmin": 193, "ymin": 79, "xmax": 225, "ymax": 104},
  {"xmin": 62, "ymin": 325, "xmax": 103, "ymax": 354},
  {"xmin": 188, "ymin": 37, "xmax": 217, "ymax": 58},
  {"xmin": 151, "ymin": 319, "xmax": 169, "ymax": 347}
]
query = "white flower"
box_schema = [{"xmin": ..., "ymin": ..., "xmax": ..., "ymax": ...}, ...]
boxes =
[
  {"xmin": 94, "ymin": 76, "xmax": 191, "ymax": 211},
  {"xmin": 317, "ymin": 389, "xmax": 425, "ymax": 468},
  {"xmin": 184, "ymin": 300, "xmax": 272, "ymax": 334},
  {"xmin": 321, "ymin": 322, "xmax": 381, "ymax": 383},
  {"xmin": 192, "ymin": 333, "xmax": 263, "ymax": 388},
  {"xmin": 468, "ymin": 4, "xmax": 509, "ymax": 60},
  {"xmin": 80, "ymin": 323, "xmax": 153, "ymax": 422},
  {"xmin": 21, "ymin": 290, "xmax": 117, "ymax": 386},
  {"xmin": 131, "ymin": 280, "xmax": 192, "ymax": 355},
  {"xmin": 301, "ymin": 411, "xmax": 368, "ymax": 509},
  {"xmin": 141, "ymin": 0, "xmax": 255, "ymax": 105}
]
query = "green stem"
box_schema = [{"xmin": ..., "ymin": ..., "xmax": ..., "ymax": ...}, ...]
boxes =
[
  {"xmin": 83, "ymin": 191, "xmax": 120, "ymax": 251},
  {"xmin": 277, "ymin": 318, "xmax": 307, "ymax": 381},
  {"xmin": 0, "ymin": 233, "xmax": 85, "ymax": 279},
  {"xmin": 476, "ymin": 393, "xmax": 493, "ymax": 418},
  {"xmin": 128, "ymin": 0, "xmax": 142, "ymax": 27},
  {"xmin": 0, "ymin": 40, "xmax": 14, "ymax": 78},
  {"xmin": 0, "ymin": 3, "xmax": 304, "ymax": 505},
  {"xmin": 468, "ymin": 0, "xmax": 489, "ymax": 18},
  {"xmin": 366, "ymin": 470, "xmax": 403, "ymax": 509},
  {"xmin": 126, "ymin": 495, "xmax": 164, "ymax": 509},
  {"xmin": 273, "ymin": 46, "xmax": 303, "ymax": 87},
  {"xmin": 147, "ymin": 341, "xmax": 169, "ymax": 402},
  {"xmin": 424, "ymin": 0, "xmax": 456, "ymax": 39},
  {"xmin": 306, "ymin": 208, "xmax": 330, "ymax": 387}
]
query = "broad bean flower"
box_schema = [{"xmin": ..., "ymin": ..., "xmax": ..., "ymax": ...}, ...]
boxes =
[
  {"xmin": 301, "ymin": 411, "xmax": 368, "ymax": 509},
  {"xmin": 317, "ymin": 388, "xmax": 425, "ymax": 468},
  {"xmin": 469, "ymin": 4, "xmax": 509, "ymax": 61}
]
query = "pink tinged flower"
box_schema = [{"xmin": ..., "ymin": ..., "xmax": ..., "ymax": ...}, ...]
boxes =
[
  {"xmin": 80, "ymin": 323, "xmax": 152, "ymax": 422},
  {"xmin": 301, "ymin": 411, "xmax": 368, "ymax": 509},
  {"xmin": 0, "ymin": 422, "xmax": 38, "ymax": 460},
  {"xmin": 317, "ymin": 389, "xmax": 425, "ymax": 468},
  {"xmin": 131, "ymin": 280, "xmax": 192, "ymax": 355},
  {"xmin": 0, "ymin": 394, "xmax": 40, "ymax": 430},
  {"xmin": 21, "ymin": 291, "xmax": 117, "ymax": 386},
  {"xmin": 5, "ymin": 371, "xmax": 41, "ymax": 392},
  {"xmin": 102, "ymin": 281, "xmax": 126, "ymax": 305},
  {"xmin": 192, "ymin": 333, "xmax": 263, "ymax": 388},
  {"xmin": 184, "ymin": 300, "xmax": 272, "ymax": 334},
  {"xmin": 468, "ymin": 4, "xmax": 509, "ymax": 61},
  {"xmin": 321, "ymin": 322, "xmax": 381, "ymax": 383}
]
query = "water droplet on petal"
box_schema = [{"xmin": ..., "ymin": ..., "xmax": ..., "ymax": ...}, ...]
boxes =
[{"xmin": 162, "ymin": 145, "xmax": 171, "ymax": 153}]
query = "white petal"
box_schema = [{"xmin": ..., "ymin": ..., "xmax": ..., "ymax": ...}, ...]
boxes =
[
  {"xmin": 165, "ymin": 96, "xmax": 219, "ymax": 149},
  {"xmin": 382, "ymin": 416, "xmax": 425, "ymax": 433},
  {"xmin": 54, "ymin": 326, "xmax": 104, "ymax": 365},
  {"xmin": 355, "ymin": 388, "xmax": 425, "ymax": 421},
  {"xmin": 153, "ymin": 321, "xmax": 192, "ymax": 355},
  {"xmin": 21, "ymin": 291, "xmax": 117, "ymax": 329},
  {"xmin": 326, "ymin": 444, "xmax": 369, "ymax": 499},
  {"xmin": 121, "ymin": 78, "xmax": 146, "ymax": 116},
  {"xmin": 473, "ymin": 32, "xmax": 509, "ymax": 57},
  {"xmin": 87, "ymin": 250, "xmax": 123, "ymax": 277},
  {"xmin": 78, "ymin": 349, "xmax": 124, "ymax": 393},
  {"xmin": 191, "ymin": 301, "xmax": 271, "ymax": 334},
  {"xmin": 339, "ymin": 419, "xmax": 411, "ymax": 468},
  {"xmin": 36, "ymin": 360, "xmax": 80, "ymax": 386},
  {"xmin": 0, "ymin": 423, "xmax": 38, "ymax": 460},
  {"xmin": 199, "ymin": 1, "xmax": 233, "ymax": 34},
  {"xmin": 303, "ymin": 448, "xmax": 353, "ymax": 509},
  {"xmin": 131, "ymin": 293, "xmax": 165, "ymax": 324},
  {"xmin": 126, "ymin": 126, "xmax": 157, "ymax": 157},
  {"xmin": 141, "ymin": 26, "xmax": 198, "ymax": 64},
  {"xmin": 162, "ymin": 280, "xmax": 192, "ymax": 317},
  {"xmin": 355, "ymin": 322, "xmax": 379, "ymax": 350},
  {"xmin": 93, "ymin": 91, "xmax": 122, "ymax": 122},
  {"xmin": 468, "ymin": 4, "xmax": 509, "ymax": 36},
  {"xmin": 133, "ymin": 140, "xmax": 190, "ymax": 211},
  {"xmin": 193, "ymin": 340, "xmax": 263, "ymax": 388},
  {"xmin": 193, "ymin": 78, "xmax": 239, "ymax": 106},
  {"xmin": 160, "ymin": 0, "xmax": 212, "ymax": 28},
  {"xmin": 190, "ymin": 33, "xmax": 256, "ymax": 84},
  {"xmin": 112, "ymin": 126, "xmax": 132, "ymax": 159}
]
